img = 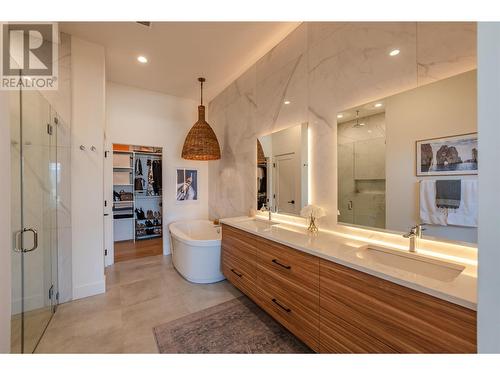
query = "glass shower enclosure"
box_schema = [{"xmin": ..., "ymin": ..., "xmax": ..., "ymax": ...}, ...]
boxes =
[{"xmin": 10, "ymin": 88, "xmax": 60, "ymax": 353}]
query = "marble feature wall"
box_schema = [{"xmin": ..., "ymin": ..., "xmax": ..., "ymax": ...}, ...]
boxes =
[{"xmin": 208, "ymin": 22, "xmax": 476, "ymax": 229}]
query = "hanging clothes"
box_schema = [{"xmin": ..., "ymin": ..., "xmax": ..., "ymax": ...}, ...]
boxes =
[
  {"xmin": 147, "ymin": 159, "xmax": 154, "ymax": 196},
  {"xmin": 152, "ymin": 160, "xmax": 162, "ymax": 195},
  {"xmin": 135, "ymin": 158, "xmax": 143, "ymax": 176}
]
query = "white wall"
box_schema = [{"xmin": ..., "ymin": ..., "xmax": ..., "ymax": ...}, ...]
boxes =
[
  {"xmin": 71, "ymin": 37, "xmax": 106, "ymax": 299},
  {"xmin": 477, "ymin": 22, "xmax": 500, "ymax": 354},
  {"xmin": 106, "ymin": 82, "xmax": 209, "ymax": 255},
  {"xmin": 0, "ymin": 91, "xmax": 12, "ymax": 353},
  {"xmin": 385, "ymin": 71, "xmax": 477, "ymax": 243}
]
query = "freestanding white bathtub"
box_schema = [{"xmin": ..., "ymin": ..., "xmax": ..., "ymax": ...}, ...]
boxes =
[{"xmin": 169, "ymin": 219, "xmax": 225, "ymax": 283}]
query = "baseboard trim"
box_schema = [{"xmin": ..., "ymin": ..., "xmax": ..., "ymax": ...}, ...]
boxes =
[
  {"xmin": 72, "ymin": 279, "xmax": 105, "ymax": 300},
  {"xmin": 11, "ymin": 293, "xmax": 44, "ymax": 315}
]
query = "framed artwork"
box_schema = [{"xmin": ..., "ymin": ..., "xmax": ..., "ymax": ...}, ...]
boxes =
[
  {"xmin": 416, "ymin": 133, "xmax": 478, "ymax": 176},
  {"xmin": 176, "ymin": 168, "xmax": 198, "ymax": 201}
]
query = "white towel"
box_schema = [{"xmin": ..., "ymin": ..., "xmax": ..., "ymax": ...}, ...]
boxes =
[
  {"xmin": 447, "ymin": 179, "xmax": 478, "ymax": 227},
  {"xmin": 419, "ymin": 180, "xmax": 447, "ymax": 226}
]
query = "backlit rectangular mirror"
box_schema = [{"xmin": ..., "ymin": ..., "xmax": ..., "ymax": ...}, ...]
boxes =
[
  {"xmin": 337, "ymin": 70, "xmax": 477, "ymax": 245},
  {"xmin": 257, "ymin": 123, "xmax": 309, "ymax": 216}
]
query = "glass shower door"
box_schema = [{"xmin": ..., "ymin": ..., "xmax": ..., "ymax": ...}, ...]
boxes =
[{"xmin": 10, "ymin": 89, "xmax": 58, "ymax": 353}]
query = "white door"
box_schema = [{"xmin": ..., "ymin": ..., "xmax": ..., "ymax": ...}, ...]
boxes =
[{"xmin": 274, "ymin": 154, "xmax": 298, "ymax": 214}]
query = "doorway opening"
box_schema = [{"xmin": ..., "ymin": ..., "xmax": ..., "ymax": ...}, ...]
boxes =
[{"xmin": 110, "ymin": 144, "xmax": 163, "ymax": 263}]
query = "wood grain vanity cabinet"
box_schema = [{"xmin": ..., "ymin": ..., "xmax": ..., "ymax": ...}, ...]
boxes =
[
  {"xmin": 254, "ymin": 232, "xmax": 320, "ymax": 350},
  {"xmin": 221, "ymin": 224, "xmax": 477, "ymax": 353},
  {"xmin": 320, "ymin": 260, "xmax": 476, "ymax": 353},
  {"xmin": 221, "ymin": 225, "xmax": 259, "ymax": 300}
]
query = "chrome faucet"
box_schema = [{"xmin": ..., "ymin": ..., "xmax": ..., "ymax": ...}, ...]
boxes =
[
  {"xmin": 260, "ymin": 204, "xmax": 272, "ymax": 221},
  {"xmin": 403, "ymin": 224, "xmax": 425, "ymax": 253}
]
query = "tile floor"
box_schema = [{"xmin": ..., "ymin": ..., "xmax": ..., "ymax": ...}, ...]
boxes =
[
  {"xmin": 36, "ymin": 255, "xmax": 241, "ymax": 353},
  {"xmin": 11, "ymin": 308, "xmax": 53, "ymax": 353}
]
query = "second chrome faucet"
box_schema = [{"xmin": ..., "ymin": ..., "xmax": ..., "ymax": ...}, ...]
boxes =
[{"xmin": 403, "ymin": 224, "xmax": 425, "ymax": 253}]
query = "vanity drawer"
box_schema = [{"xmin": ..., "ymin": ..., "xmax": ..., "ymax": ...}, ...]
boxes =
[
  {"xmin": 320, "ymin": 259, "xmax": 477, "ymax": 353},
  {"xmin": 257, "ymin": 258, "xmax": 319, "ymax": 314},
  {"xmin": 222, "ymin": 252, "xmax": 258, "ymax": 299},
  {"xmin": 257, "ymin": 280, "xmax": 319, "ymax": 351},
  {"xmin": 256, "ymin": 237, "xmax": 319, "ymax": 293},
  {"xmin": 222, "ymin": 248, "xmax": 256, "ymax": 280},
  {"xmin": 222, "ymin": 224, "xmax": 258, "ymax": 261},
  {"xmin": 320, "ymin": 307, "xmax": 396, "ymax": 353}
]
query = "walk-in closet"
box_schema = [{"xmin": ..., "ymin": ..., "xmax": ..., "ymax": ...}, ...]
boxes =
[{"xmin": 112, "ymin": 144, "xmax": 163, "ymax": 262}]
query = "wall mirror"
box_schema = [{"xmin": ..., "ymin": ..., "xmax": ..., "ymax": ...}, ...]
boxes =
[
  {"xmin": 337, "ymin": 70, "xmax": 477, "ymax": 245},
  {"xmin": 257, "ymin": 123, "xmax": 309, "ymax": 216}
]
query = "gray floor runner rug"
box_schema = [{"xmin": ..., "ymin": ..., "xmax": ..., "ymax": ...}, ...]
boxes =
[{"xmin": 153, "ymin": 296, "xmax": 313, "ymax": 354}]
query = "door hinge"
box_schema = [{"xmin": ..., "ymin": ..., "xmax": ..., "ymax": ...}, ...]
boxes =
[
  {"xmin": 104, "ymin": 151, "xmax": 109, "ymax": 158},
  {"xmin": 273, "ymin": 163, "xmax": 276, "ymax": 168},
  {"xmin": 56, "ymin": 291, "xmax": 59, "ymax": 302},
  {"xmin": 47, "ymin": 124, "xmax": 53, "ymax": 135},
  {"xmin": 48, "ymin": 285, "xmax": 54, "ymax": 300},
  {"xmin": 104, "ymin": 249, "xmax": 108, "ymax": 256},
  {"xmin": 104, "ymin": 200, "xmax": 107, "ymax": 207}
]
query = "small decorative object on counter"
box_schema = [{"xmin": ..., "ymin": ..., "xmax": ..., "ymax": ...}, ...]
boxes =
[{"xmin": 300, "ymin": 205, "xmax": 326, "ymax": 233}]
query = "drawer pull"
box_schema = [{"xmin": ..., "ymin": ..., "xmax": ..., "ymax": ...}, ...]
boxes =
[
  {"xmin": 272, "ymin": 259, "xmax": 291, "ymax": 270},
  {"xmin": 272, "ymin": 298, "xmax": 291, "ymax": 313},
  {"xmin": 230, "ymin": 268, "xmax": 243, "ymax": 278}
]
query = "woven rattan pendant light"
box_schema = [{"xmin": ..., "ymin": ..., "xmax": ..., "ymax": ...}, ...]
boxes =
[{"xmin": 182, "ymin": 77, "xmax": 221, "ymax": 160}]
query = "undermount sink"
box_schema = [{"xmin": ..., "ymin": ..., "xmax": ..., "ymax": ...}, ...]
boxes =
[
  {"xmin": 245, "ymin": 218, "xmax": 280, "ymax": 231},
  {"xmin": 356, "ymin": 245, "xmax": 465, "ymax": 282}
]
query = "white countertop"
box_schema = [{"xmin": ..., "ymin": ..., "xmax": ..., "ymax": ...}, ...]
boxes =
[{"xmin": 220, "ymin": 216, "xmax": 477, "ymax": 310}]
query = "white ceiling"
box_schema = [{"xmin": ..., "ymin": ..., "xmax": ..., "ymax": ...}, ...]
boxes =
[{"xmin": 60, "ymin": 22, "xmax": 300, "ymax": 102}]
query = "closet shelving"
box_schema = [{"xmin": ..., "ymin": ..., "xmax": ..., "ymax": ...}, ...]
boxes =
[
  {"xmin": 112, "ymin": 151, "xmax": 134, "ymax": 224},
  {"xmin": 113, "ymin": 145, "xmax": 163, "ymax": 242}
]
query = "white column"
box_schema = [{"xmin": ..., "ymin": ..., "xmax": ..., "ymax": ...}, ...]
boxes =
[
  {"xmin": 71, "ymin": 36, "xmax": 106, "ymax": 299},
  {"xmin": 477, "ymin": 22, "xmax": 500, "ymax": 353}
]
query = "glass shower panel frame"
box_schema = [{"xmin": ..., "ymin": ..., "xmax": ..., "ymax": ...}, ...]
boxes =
[{"xmin": 10, "ymin": 88, "xmax": 59, "ymax": 353}]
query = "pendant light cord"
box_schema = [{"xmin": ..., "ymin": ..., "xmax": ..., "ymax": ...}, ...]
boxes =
[{"xmin": 200, "ymin": 79, "xmax": 204, "ymax": 105}]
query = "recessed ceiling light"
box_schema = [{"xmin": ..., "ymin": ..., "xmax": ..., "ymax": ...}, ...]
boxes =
[
  {"xmin": 284, "ymin": 100, "xmax": 291, "ymax": 105},
  {"xmin": 359, "ymin": 123, "xmax": 366, "ymax": 127},
  {"xmin": 389, "ymin": 49, "xmax": 400, "ymax": 57},
  {"xmin": 337, "ymin": 114, "xmax": 344, "ymax": 119},
  {"xmin": 374, "ymin": 103, "xmax": 383, "ymax": 108},
  {"xmin": 137, "ymin": 55, "xmax": 148, "ymax": 64},
  {"xmin": 368, "ymin": 129, "xmax": 373, "ymax": 133}
]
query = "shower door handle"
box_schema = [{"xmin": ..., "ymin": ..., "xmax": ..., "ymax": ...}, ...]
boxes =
[
  {"xmin": 24, "ymin": 228, "xmax": 38, "ymax": 252},
  {"xmin": 15, "ymin": 228, "xmax": 38, "ymax": 253}
]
